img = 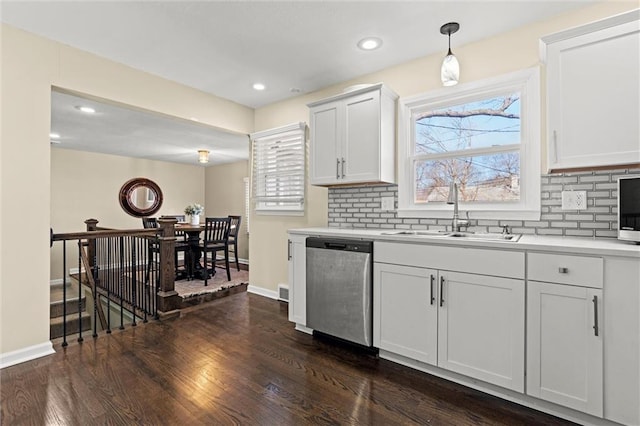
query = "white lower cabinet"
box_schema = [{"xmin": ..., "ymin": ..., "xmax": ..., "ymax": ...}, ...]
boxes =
[
  {"xmin": 374, "ymin": 263, "xmax": 437, "ymax": 364},
  {"xmin": 603, "ymin": 257, "xmax": 640, "ymax": 426},
  {"xmin": 287, "ymin": 234, "xmax": 307, "ymax": 325},
  {"xmin": 526, "ymin": 281, "xmax": 603, "ymax": 417},
  {"xmin": 374, "ymin": 259, "xmax": 525, "ymax": 392},
  {"xmin": 438, "ymin": 271, "xmax": 524, "ymax": 392}
]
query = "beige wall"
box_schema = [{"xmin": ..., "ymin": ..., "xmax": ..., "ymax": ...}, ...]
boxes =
[
  {"xmin": 0, "ymin": 23, "xmax": 253, "ymax": 357},
  {"xmin": 250, "ymin": 1, "xmax": 638, "ymax": 293},
  {"xmin": 204, "ymin": 160, "xmax": 249, "ymax": 261},
  {"xmin": 50, "ymin": 148, "xmax": 206, "ymax": 279}
]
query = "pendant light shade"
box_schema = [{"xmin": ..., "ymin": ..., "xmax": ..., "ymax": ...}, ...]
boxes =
[
  {"xmin": 440, "ymin": 22, "xmax": 460, "ymax": 87},
  {"xmin": 198, "ymin": 149, "xmax": 209, "ymax": 163}
]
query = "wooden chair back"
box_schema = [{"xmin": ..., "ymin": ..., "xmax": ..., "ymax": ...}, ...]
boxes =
[
  {"xmin": 142, "ymin": 217, "xmax": 158, "ymax": 228},
  {"xmin": 203, "ymin": 217, "xmax": 231, "ymax": 246},
  {"xmin": 228, "ymin": 215, "xmax": 241, "ymax": 240}
]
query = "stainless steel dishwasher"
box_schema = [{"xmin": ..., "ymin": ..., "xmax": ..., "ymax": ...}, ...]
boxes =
[{"xmin": 306, "ymin": 237, "xmax": 373, "ymax": 347}]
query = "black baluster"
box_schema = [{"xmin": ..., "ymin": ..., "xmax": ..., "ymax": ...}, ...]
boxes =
[
  {"xmin": 77, "ymin": 240, "xmax": 83, "ymax": 343},
  {"xmin": 62, "ymin": 240, "xmax": 68, "ymax": 347}
]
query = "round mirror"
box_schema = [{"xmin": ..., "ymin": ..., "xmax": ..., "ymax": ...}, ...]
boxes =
[{"xmin": 119, "ymin": 178, "xmax": 163, "ymax": 217}]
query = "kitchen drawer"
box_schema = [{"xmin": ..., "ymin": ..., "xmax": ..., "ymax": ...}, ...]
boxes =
[{"xmin": 528, "ymin": 252, "xmax": 603, "ymax": 288}]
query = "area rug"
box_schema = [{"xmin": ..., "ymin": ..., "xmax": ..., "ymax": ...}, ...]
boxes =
[{"xmin": 175, "ymin": 268, "xmax": 249, "ymax": 308}]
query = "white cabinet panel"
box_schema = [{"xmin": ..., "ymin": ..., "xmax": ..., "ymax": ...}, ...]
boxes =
[
  {"xmin": 375, "ymin": 241, "xmax": 524, "ymax": 279},
  {"xmin": 545, "ymin": 12, "xmax": 640, "ymax": 170},
  {"xmin": 287, "ymin": 234, "xmax": 307, "ymax": 325},
  {"xmin": 308, "ymin": 83, "xmax": 397, "ymax": 186},
  {"xmin": 374, "ymin": 263, "xmax": 437, "ymax": 365},
  {"xmin": 343, "ymin": 90, "xmax": 381, "ymax": 183},
  {"xmin": 603, "ymin": 257, "xmax": 640, "ymax": 425},
  {"xmin": 438, "ymin": 271, "xmax": 525, "ymax": 392},
  {"xmin": 527, "ymin": 281, "xmax": 603, "ymax": 417},
  {"xmin": 309, "ymin": 102, "xmax": 340, "ymax": 184}
]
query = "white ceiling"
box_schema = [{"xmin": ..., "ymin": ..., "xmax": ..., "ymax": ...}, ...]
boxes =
[
  {"xmin": 1, "ymin": 1, "xmax": 594, "ymax": 166},
  {"xmin": 50, "ymin": 90, "xmax": 249, "ymax": 166}
]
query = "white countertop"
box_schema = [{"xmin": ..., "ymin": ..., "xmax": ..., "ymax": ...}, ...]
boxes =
[{"xmin": 289, "ymin": 227, "xmax": 640, "ymax": 258}]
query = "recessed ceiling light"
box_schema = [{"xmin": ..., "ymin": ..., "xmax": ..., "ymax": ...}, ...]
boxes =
[
  {"xmin": 357, "ymin": 37, "xmax": 382, "ymax": 51},
  {"xmin": 253, "ymin": 83, "xmax": 266, "ymax": 91},
  {"xmin": 49, "ymin": 132, "xmax": 60, "ymax": 139},
  {"xmin": 75, "ymin": 105, "xmax": 96, "ymax": 114}
]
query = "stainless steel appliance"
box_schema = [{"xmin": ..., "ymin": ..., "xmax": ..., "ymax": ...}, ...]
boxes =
[
  {"xmin": 618, "ymin": 176, "xmax": 640, "ymax": 243},
  {"xmin": 306, "ymin": 237, "xmax": 373, "ymax": 347}
]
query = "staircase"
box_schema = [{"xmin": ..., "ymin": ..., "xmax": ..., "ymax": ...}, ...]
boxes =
[{"xmin": 50, "ymin": 282, "xmax": 91, "ymax": 339}]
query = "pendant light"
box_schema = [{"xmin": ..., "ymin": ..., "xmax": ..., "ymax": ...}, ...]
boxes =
[
  {"xmin": 198, "ymin": 149, "xmax": 210, "ymax": 163},
  {"xmin": 440, "ymin": 22, "xmax": 460, "ymax": 87}
]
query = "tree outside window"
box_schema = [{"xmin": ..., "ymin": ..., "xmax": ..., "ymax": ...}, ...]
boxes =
[{"xmin": 413, "ymin": 93, "xmax": 521, "ymax": 204}]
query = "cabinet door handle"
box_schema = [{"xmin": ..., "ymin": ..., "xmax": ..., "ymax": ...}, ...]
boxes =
[
  {"xmin": 430, "ymin": 274, "xmax": 435, "ymax": 305},
  {"xmin": 336, "ymin": 158, "xmax": 340, "ymax": 179},
  {"xmin": 287, "ymin": 239, "xmax": 292, "ymax": 261},
  {"xmin": 558, "ymin": 267, "xmax": 568, "ymax": 274},
  {"xmin": 341, "ymin": 157, "xmax": 345, "ymax": 178},
  {"xmin": 593, "ymin": 295, "xmax": 599, "ymax": 337},
  {"xmin": 439, "ymin": 276, "xmax": 445, "ymax": 307}
]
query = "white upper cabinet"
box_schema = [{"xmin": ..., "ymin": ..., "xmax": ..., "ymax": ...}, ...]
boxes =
[
  {"xmin": 308, "ymin": 83, "xmax": 398, "ymax": 186},
  {"xmin": 543, "ymin": 10, "xmax": 640, "ymax": 171}
]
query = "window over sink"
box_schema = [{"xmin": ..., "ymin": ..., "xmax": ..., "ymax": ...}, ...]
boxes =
[{"xmin": 397, "ymin": 68, "xmax": 541, "ymax": 220}]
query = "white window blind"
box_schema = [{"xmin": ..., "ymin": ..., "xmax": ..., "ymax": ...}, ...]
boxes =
[
  {"xmin": 251, "ymin": 122, "xmax": 306, "ymax": 214},
  {"xmin": 243, "ymin": 177, "xmax": 250, "ymax": 233}
]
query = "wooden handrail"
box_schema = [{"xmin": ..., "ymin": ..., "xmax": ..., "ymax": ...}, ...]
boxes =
[{"xmin": 52, "ymin": 228, "xmax": 159, "ymax": 241}]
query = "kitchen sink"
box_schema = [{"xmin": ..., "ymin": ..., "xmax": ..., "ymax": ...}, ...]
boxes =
[
  {"xmin": 380, "ymin": 230, "xmax": 450, "ymax": 236},
  {"xmin": 446, "ymin": 232, "xmax": 521, "ymax": 242},
  {"xmin": 380, "ymin": 230, "xmax": 521, "ymax": 242}
]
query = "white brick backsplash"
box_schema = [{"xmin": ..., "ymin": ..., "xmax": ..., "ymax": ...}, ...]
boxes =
[
  {"xmin": 596, "ymin": 230, "xmax": 618, "ymax": 238},
  {"xmin": 326, "ymin": 169, "xmax": 637, "ymax": 238},
  {"xmin": 566, "ymin": 229, "xmax": 596, "ymax": 237},
  {"xmin": 579, "ymin": 175, "xmax": 611, "ymax": 183},
  {"xmin": 595, "ymin": 182, "xmax": 617, "ymax": 190},
  {"xmin": 580, "ymin": 222, "xmax": 611, "ymax": 229},
  {"xmin": 537, "ymin": 228, "xmax": 564, "ymax": 235}
]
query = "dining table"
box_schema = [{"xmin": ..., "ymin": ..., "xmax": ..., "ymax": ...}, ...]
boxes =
[
  {"xmin": 175, "ymin": 223, "xmax": 207, "ymax": 280},
  {"xmin": 175, "ymin": 221, "xmax": 237, "ymax": 281}
]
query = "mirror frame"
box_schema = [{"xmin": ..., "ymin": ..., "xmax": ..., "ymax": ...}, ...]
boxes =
[{"xmin": 119, "ymin": 177, "xmax": 163, "ymax": 217}]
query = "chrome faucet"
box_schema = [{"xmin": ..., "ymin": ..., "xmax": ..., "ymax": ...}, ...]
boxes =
[{"xmin": 447, "ymin": 182, "xmax": 470, "ymax": 232}]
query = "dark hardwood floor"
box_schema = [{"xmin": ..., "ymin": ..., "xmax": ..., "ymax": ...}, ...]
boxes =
[{"xmin": 1, "ymin": 293, "xmax": 575, "ymax": 425}]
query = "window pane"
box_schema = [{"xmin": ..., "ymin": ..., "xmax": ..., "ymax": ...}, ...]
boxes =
[
  {"xmin": 414, "ymin": 93, "xmax": 521, "ymax": 155},
  {"xmin": 414, "ymin": 152, "xmax": 520, "ymax": 203}
]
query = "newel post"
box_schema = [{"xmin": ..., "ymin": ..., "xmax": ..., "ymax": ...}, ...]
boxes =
[
  {"xmin": 85, "ymin": 218, "xmax": 99, "ymax": 271},
  {"xmin": 157, "ymin": 217, "xmax": 181, "ymax": 316}
]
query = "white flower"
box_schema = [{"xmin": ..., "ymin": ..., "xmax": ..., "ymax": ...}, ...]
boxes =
[{"xmin": 184, "ymin": 203, "xmax": 203, "ymax": 216}]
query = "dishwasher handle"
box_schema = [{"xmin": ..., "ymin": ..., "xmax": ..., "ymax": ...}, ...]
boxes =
[{"xmin": 325, "ymin": 242, "xmax": 348, "ymax": 250}]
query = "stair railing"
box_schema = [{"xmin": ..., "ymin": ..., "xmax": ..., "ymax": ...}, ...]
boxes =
[{"xmin": 50, "ymin": 217, "xmax": 179, "ymax": 346}]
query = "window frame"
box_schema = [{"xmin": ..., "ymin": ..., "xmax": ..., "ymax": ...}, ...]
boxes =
[
  {"xmin": 397, "ymin": 67, "xmax": 541, "ymax": 220},
  {"xmin": 251, "ymin": 122, "xmax": 306, "ymax": 216}
]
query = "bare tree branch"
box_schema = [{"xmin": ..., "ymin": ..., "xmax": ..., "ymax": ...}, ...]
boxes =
[{"xmin": 415, "ymin": 96, "xmax": 520, "ymax": 121}]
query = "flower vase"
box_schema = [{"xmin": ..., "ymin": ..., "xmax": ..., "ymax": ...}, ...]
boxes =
[{"xmin": 190, "ymin": 214, "xmax": 200, "ymax": 225}]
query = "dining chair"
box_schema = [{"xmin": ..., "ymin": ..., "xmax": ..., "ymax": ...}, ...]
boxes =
[
  {"xmin": 227, "ymin": 215, "xmax": 242, "ymax": 271},
  {"xmin": 160, "ymin": 215, "xmax": 189, "ymax": 276},
  {"xmin": 200, "ymin": 217, "xmax": 231, "ymax": 285},
  {"xmin": 141, "ymin": 217, "xmax": 159, "ymax": 284}
]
